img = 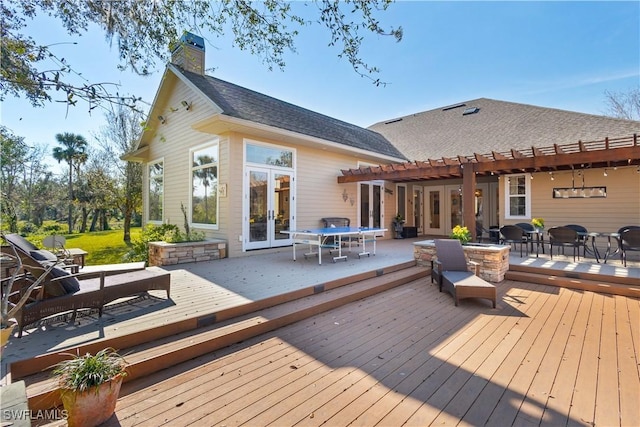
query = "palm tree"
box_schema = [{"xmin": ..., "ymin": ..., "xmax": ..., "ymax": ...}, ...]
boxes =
[{"xmin": 53, "ymin": 132, "xmax": 88, "ymax": 233}]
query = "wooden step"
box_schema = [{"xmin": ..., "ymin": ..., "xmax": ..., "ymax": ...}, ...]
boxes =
[
  {"xmin": 10, "ymin": 260, "xmax": 417, "ymax": 380},
  {"xmin": 505, "ymin": 270, "xmax": 640, "ymax": 298},
  {"xmin": 21, "ymin": 265, "xmax": 428, "ymax": 411},
  {"xmin": 508, "ymin": 263, "xmax": 638, "ymax": 286}
]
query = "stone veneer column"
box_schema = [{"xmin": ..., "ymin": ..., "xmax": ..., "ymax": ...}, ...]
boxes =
[
  {"xmin": 148, "ymin": 240, "xmax": 227, "ymax": 266},
  {"xmin": 413, "ymin": 240, "xmax": 510, "ymax": 282}
]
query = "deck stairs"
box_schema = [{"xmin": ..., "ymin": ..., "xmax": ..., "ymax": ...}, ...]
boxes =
[
  {"xmin": 12, "ymin": 261, "xmax": 428, "ymax": 412},
  {"xmin": 506, "ymin": 263, "xmax": 640, "ymax": 298}
]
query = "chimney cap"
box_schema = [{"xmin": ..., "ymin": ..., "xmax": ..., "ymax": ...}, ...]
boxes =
[{"xmin": 173, "ymin": 32, "xmax": 205, "ymax": 52}]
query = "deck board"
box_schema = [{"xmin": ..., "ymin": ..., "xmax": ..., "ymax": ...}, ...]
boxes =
[{"xmin": 99, "ymin": 277, "xmax": 640, "ymax": 427}]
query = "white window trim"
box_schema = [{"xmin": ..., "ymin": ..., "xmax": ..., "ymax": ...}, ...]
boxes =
[
  {"xmin": 146, "ymin": 157, "xmax": 164, "ymax": 224},
  {"xmin": 189, "ymin": 140, "xmax": 219, "ymax": 230},
  {"xmin": 504, "ymin": 173, "xmax": 531, "ymax": 219}
]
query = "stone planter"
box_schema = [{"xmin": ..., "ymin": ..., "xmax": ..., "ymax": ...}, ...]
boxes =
[
  {"xmin": 413, "ymin": 240, "xmax": 511, "ymax": 282},
  {"xmin": 148, "ymin": 239, "xmax": 227, "ymax": 266}
]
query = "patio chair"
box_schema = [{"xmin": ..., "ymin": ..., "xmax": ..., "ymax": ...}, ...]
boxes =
[
  {"xmin": 500, "ymin": 225, "xmax": 529, "ymax": 257},
  {"xmin": 564, "ymin": 224, "xmax": 589, "ymax": 258},
  {"xmin": 433, "ymin": 239, "xmax": 496, "ymax": 308},
  {"xmin": 620, "ymin": 228, "xmax": 640, "ymax": 267},
  {"xmin": 321, "ymin": 217, "xmax": 358, "ymax": 249},
  {"xmin": 616, "ymin": 226, "xmax": 640, "ymax": 257},
  {"xmin": 475, "ymin": 222, "xmax": 494, "ymax": 243},
  {"xmin": 548, "ymin": 226, "xmax": 581, "ymax": 262},
  {"xmin": 2, "ymin": 233, "xmax": 171, "ymax": 337},
  {"xmin": 3, "ymin": 233, "xmax": 79, "ymax": 273}
]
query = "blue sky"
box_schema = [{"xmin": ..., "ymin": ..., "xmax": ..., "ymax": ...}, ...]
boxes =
[{"xmin": 1, "ymin": 1, "xmax": 638, "ymax": 174}]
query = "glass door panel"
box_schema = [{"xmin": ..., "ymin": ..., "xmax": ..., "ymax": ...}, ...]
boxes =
[
  {"xmin": 413, "ymin": 187, "xmax": 423, "ymax": 233},
  {"xmin": 249, "ymin": 170, "xmax": 268, "ymax": 244},
  {"xmin": 360, "ymin": 183, "xmax": 369, "ymax": 227},
  {"xmin": 274, "ymin": 173, "xmax": 291, "ymax": 241},
  {"xmin": 425, "ymin": 186, "xmax": 444, "ymax": 235},
  {"xmin": 449, "ymin": 188, "xmax": 463, "ymax": 230}
]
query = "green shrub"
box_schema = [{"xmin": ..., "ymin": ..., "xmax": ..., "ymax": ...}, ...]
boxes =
[
  {"xmin": 19, "ymin": 222, "xmax": 39, "ymax": 235},
  {"xmin": 41, "ymin": 221, "xmax": 65, "ymax": 234}
]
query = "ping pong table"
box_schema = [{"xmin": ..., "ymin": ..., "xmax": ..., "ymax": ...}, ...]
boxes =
[{"xmin": 281, "ymin": 227, "xmax": 387, "ymax": 264}]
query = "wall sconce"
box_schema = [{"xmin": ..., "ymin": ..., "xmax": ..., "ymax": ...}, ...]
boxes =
[
  {"xmin": 549, "ymin": 172, "xmax": 554, "ymax": 181},
  {"xmin": 157, "ymin": 115, "xmax": 166, "ymax": 124},
  {"xmin": 603, "ymin": 169, "xmax": 608, "ymax": 177},
  {"xmin": 181, "ymin": 100, "xmax": 192, "ymax": 111}
]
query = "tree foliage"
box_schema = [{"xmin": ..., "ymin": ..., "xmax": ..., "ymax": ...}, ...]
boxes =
[
  {"xmin": 1, "ymin": 0, "xmax": 402, "ymax": 111},
  {"xmin": 94, "ymin": 105, "xmax": 144, "ymax": 242},
  {"xmin": 53, "ymin": 132, "xmax": 89, "ymax": 232},
  {"xmin": 604, "ymin": 88, "xmax": 640, "ymax": 121},
  {"xmin": 0, "ymin": 126, "xmax": 54, "ymax": 231}
]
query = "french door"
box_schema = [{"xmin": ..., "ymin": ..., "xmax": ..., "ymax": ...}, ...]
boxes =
[
  {"xmin": 359, "ymin": 181, "xmax": 384, "ymax": 228},
  {"xmin": 424, "ymin": 186, "xmax": 444, "ymax": 235},
  {"xmin": 245, "ymin": 167, "xmax": 294, "ymax": 250}
]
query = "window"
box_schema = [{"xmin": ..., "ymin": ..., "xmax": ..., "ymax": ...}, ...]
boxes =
[
  {"xmin": 191, "ymin": 143, "xmax": 218, "ymax": 227},
  {"xmin": 504, "ymin": 174, "xmax": 531, "ymax": 219},
  {"xmin": 148, "ymin": 160, "xmax": 164, "ymax": 222},
  {"xmin": 246, "ymin": 143, "xmax": 293, "ymax": 167}
]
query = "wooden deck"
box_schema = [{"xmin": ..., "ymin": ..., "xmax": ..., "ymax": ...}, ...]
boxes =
[
  {"xmin": 3, "ymin": 238, "xmax": 639, "ymax": 426},
  {"xmin": 102, "ymin": 277, "xmax": 639, "ymax": 426}
]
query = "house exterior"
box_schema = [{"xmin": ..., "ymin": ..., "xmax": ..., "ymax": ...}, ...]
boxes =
[
  {"xmin": 129, "ymin": 33, "xmax": 640, "ymax": 258},
  {"xmin": 126, "ymin": 34, "xmax": 406, "ymax": 258},
  {"xmin": 366, "ymin": 99, "xmax": 640, "ymax": 237}
]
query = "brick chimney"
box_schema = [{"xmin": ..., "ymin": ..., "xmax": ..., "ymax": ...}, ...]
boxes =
[{"xmin": 171, "ymin": 32, "xmax": 205, "ymax": 75}]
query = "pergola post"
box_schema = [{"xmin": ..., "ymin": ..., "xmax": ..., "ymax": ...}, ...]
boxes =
[{"xmin": 462, "ymin": 164, "xmax": 477, "ymax": 241}]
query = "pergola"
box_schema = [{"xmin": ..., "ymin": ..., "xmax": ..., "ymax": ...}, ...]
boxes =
[{"xmin": 338, "ymin": 134, "xmax": 640, "ymax": 239}]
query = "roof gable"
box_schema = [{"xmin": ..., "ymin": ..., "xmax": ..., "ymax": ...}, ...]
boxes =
[{"xmin": 175, "ymin": 67, "xmax": 406, "ymax": 160}]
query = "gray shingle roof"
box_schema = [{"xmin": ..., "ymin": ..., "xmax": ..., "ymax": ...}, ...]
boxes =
[
  {"xmin": 369, "ymin": 98, "xmax": 640, "ymax": 161},
  {"xmin": 177, "ymin": 68, "xmax": 406, "ymax": 160}
]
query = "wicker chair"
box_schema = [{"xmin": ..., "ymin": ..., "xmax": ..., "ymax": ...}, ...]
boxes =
[
  {"xmin": 548, "ymin": 226, "xmax": 581, "ymax": 262},
  {"xmin": 433, "ymin": 239, "xmax": 496, "ymax": 308},
  {"xmin": 500, "ymin": 225, "xmax": 529, "ymax": 257},
  {"xmin": 620, "ymin": 228, "xmax": 640, "ymax": 267}
]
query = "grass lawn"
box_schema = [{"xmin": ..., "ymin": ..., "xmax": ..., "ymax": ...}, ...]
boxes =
[{"xmin": 30, "ymin": 228, "xmax": 141, "ymax": 266}]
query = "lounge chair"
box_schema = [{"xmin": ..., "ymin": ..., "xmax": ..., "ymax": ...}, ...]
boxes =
[
  {"xmin": 4, "ymin": 233, "xmax": 79, "ymax": 273},
  {"xmin": 433, "ymin": 239, "xmax": 497, "ymax": 308},
  {"xmin": 2, "ymin": 233, "xmax": 171, "ymax": 337}
]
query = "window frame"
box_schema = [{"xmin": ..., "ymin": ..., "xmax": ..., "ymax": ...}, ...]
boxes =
[
  {"xmin": 190, "ymin": 140, "xmax": 219, "ymax": 230},
  {"xmin": 504, "ymin": 173, "xmax": 531, "ymax": 219}
]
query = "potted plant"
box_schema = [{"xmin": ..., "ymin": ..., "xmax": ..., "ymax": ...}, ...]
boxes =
[
  {"xmin": 52, "ymin": 348, "xmax": 127, "ymax": 427},
  {"xmin": 450, "ymin": 225, "xmax": 472, "ymax": 245},
  {"xmin": 531, "ymin": 218, "xmax": 545, "ymax": 231},
  {"xmin": 392, "ymin": 214, "xmax": 405, "ymax": 239}
]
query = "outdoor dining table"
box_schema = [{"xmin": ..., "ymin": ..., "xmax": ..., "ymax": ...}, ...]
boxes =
[
  {"xmin": 577, "ymin": 231, "xmax": 620, "ymax": 264},
  {"xmin": 524, "ymin": 229, "xmax": 545, "ymax": 257}
]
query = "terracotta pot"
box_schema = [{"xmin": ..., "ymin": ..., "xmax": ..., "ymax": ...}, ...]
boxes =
[
  {"xmin": 1, "ymin": 322, "xmax": 17, "ymax": 354},
  {"xmin": 60, "ymin": 374, "xmax": 124, "ymax": 427}
]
